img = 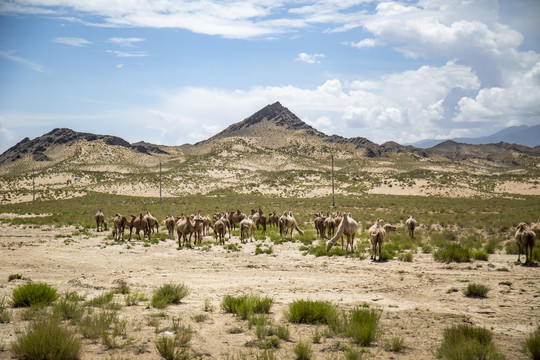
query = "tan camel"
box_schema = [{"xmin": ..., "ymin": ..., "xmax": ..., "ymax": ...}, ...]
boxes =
[
  {"xmin": 191, "ymin": 213, "xmax": 205, "ymax": 245},
  {"xmin": 240, "ymin": 216, "xmax": 255, "ymax": 243},
  {"xmin": 314, "ymin": 212, "xmax": 327, "ymax": 238},
  {"xmin": 144, "ymin": 211, "xmax": 159, "ymax": 234},
  {"xmin": 369, "ymin": 220, "xmax": 396, "ymax": 261},
  {"xmin": 94, "ymin": 210, "xmax": 106, "ymax": 232},
  {"xmin": 202, "ymin": 215, "xmax": 212, "ymax": 236},
  {"xmin": 326, "ymin": 212, "xmax": 359, "ymax": 252},
  {"xmin": 128, "ymin": 214, "xmax": 150, "ymax": 241},
  {"xmin": 515, "ymin": 222, "xmax": 536, "ymax": 264},
  {"xmin": 113, "ymin": 213, "xmax": 129, "ymax": 241},
  {"xmin": 165, "ymin": 214, "xmax": 176, "ymax": 236},
  {"xmin": 324, "ymin": 214, "xmax": 336, "ymax": 239},
  {"xmin": 405, "ymin": 215, "xmax": 419, "ymax": 238},
  {"xmin": 251, "ymin": 208, "xmax": 267, "ymax": 234},
  {"xmin": 176, "ymin": 215, "xmax": 200, "ymax": 247},
  {"xmin": 215, "ymin": 212, "xmax": 232, "ymax": 239},
  {"xmin": 212, "ymin": 219, "xmax": 227, "ymax": 245},
  {"xmin": 279, "ymin": 211, "xmax": 304, "ymax": 237}
]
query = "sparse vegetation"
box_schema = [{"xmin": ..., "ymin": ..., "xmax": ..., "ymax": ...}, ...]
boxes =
[
  {"xmin": 293, "ymin": 339, "xmax": 312, "ymax": 360},
  {"xmin": 285, "ymin": 299, "xmax": 339, "ymax": 325},
  {"xmin": 221, "ymin": 294, "xmax": 274, "ymax": 320},
  {"xmin": 523, "ymin": 324, "xmax": 540, "ymax": 360},
  {"xmin": 437, "ymin": 324, "xmax": 504, "ymax": 360},
  {"xmin": 434, "ymin": 244, "xmax": 471, "ymax": 263},
  {"xmin": 151, "ymin": 283, "xmax": 190, "ymax": 308},
  {"xmin": 12, "ymin": 282, "xmax": 59, "ymax": 308},
  {"xmin": 463, "ymin": 283, "xmax": 490, "ymax": 298}
]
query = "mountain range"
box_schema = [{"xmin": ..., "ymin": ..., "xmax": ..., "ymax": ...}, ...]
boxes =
[{"xmin": 1, "ymin": 101, "xmax": 539, "ymax": 169}]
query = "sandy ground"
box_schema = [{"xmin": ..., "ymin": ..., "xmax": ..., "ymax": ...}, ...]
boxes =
[{"xmin": 0, "ymin": 219, "xmax": 538, "ymax": 359}]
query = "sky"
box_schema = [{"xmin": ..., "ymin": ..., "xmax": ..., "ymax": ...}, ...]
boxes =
[{"xmin": 1, "ymin": 0, "xmax": 539, "ymax": 154}]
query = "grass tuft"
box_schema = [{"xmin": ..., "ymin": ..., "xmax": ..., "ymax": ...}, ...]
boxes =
[
  {"xmin": 284, "ymin": 299, "xmax": 339, "ymax": 325},
  {"xmin": 437, "ymin": 324, "xmax": 504, "ymax": 360},
  {"xmin": 434, "ymin": 244, "xmax": 471, "ymax": 263},
  {"xmin": 293, "ymin": 339, "xmax": 312, "ymax": 360},
  {"xmin": 10, "ymin": 314, "xmax": 82, "ymax": 360},
  {"xmin": 221, "ymin": 294, "xmax": 273, "ymax": 320},
  {"xmin": 463, "ymin": 283, "xmax": 490, "ymax": 298},
  {"xmin": 523, "ymin": 324, "xmax": 540, "ymax": 360},
  {"xmin": 343, "ymin": 307, "xmax": 381, "ymax": 346},
  {"xmin": 12, "ymin": 282, "xmax": 59, "ymax": 308},
  {"xmin": 151, "ymin": 283, "xmax": 190, "ymax": 308}
]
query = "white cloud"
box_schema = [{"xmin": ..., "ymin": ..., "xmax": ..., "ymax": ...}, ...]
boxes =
[
  {"xmin": 345, "ymin": 38, "xmax": 381, "ymax": 49},
  {"xmin": 296, "ymin": 52, "xmax": 325, "ymax": 64},
  {"xmin": 53, "ymin": 37, "xmax": 91, "ymax": 47},
  {"xmin": 106, "ymin": 50, "xmax": 148, "ymax": 57},
  {"xmin": 0, "ymin": 50, "xmax": 47, "ymax": 73},
  {"xmin": 109, "ymin": 37, "xmax": 145, "ymax": 47}
]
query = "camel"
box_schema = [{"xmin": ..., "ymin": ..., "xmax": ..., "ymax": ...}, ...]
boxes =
[
  {"xmin": 251, "ymin": 208, "xmax": 267, "ymax": 234},
  {"xmin": 324, "ymin": 214, "xmax": 336, "ymax": 239},
  {"xmin": 94, "ymin": 210, "xmax": 106, "ymax": 232},
  {"xmin": 176, "ymin": 215, "xmax": 202, "ymax": 247},
  {"xmin": 228, "ymin": 210, "xmax": 245, "ymax": 230},
  {"xmin": 405, "ymin": 215, "xmax": 419, "ymax": 238},
  {"xmin": 326, "ymin": 212, "xmax": 359, "ymax": 253},
  {"xmin": 212, "ymin": 219, "xmax": 227, "ymax": 245},
  {"xmin": 240, "ymin": 216, "xmax": 255, "ymax": 243},
  {"xmin": 279, "ymin": 211, "xmax": 304, "ymax": 237},
  {"xmin": 144, "ymin": 211, "xmax": 159, "ymax": 234},
  {"xmin": 191, "ymin": 213, "xmax": 205, "ymax": 245},
  {"xmin": 202, "ymin": 215, "xmax": 212, "ymax": 236},
  {"xmin": 128, "ymin": 214, "xmax": 150, "ymax": 241},
  {"xmin": 268, "ymin": 212, "xmax": 279, "ymax": 227},
  {"xmin": 314, "ymin": 212, "xmax": 327, "ymax": 238},
  {"xmin": 165, "ymin": 214, "xmax": 176, "ymax": 236},
  {"xmin": 515, "ymin": 222, "xmax": 536, "ymax": 264},
  {"xmin": 368, "ymin": 219, "xmax": 396, "ymax": 261},
  {"xmin": 113, "ymin": 213, "xmax": 129, "ymax": 241},
  {"xmin": 215, "ymin": 212, "xmax": 232, "ymax": 239}
]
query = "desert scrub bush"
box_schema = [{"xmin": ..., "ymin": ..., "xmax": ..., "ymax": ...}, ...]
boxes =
[
  {"xmin": 53, "ymin": 294, "xmax": 85, "ymax": 322},
  {"xmin": 463, "ymin": 283, "xmax": 490, "ymax": 298},
  {"xmin": 385, "ymin": 335, "xmax": 405, "ymax": 352},
  {"xmin": 12, "ymin": 282, "xmax": 59, "ymax": 307},
  {"xmin": 523, "ymin": 324, "xmax": 540, "ymax": 360},
  {"xmin": 0, "ymin": 297, "xmax": 12, "ymax": 323},
  {"xmin": 293, "ymin": 339, "xmax": 312, "ymax": 360},
  {"xmin": 505, "ymin": 241, "xmax": 519, "ymax": 255},
  {"xmin": 10, "ymin": 314, "xmax": 82, "ymax": 360},
  {"xmin": 151, "ymin": 283, "xmax": 190, "ymax": 308},
  {"xmin": 433, "ymin": 244, "xmax": 471, "ymax": 263},
  {"xmin": 155, "ymin": 332, "xmax": 192, "ymax": 360},
  {"xmin": 255, "ymin": 244, "xmax": 274, "ymax": 255},
  {"xmin": 343, "ymin": 307, "xmax": 382, "ymax": 346},
  {"xmin": 79, "ymin": 310, "xmax": 117, "ymax": 340},
  {"xmin": 397, "ymin": 251, "xmax": 413, "ymax": 262},
  {"xmin": 8, "ymin": 274, "xmax": 23, "ymax": 282},
  {"xmin": 125, "ymin": 291, "xmax": 148, "ymax": 306},
  {"xmin": 285, "ymin": 299, "xmax": 339, "ymax": 325},
  {"xmin": 471, "ymin": 249, "xmax": 489, "ymax": 261},
  {"xmin": 84, "ymin": 290, "xmax": 116, "ymax": 308},
  {"xmin": 436, "ymin": 324, "xmax": 504, "ymax": 360},
  {"xmin": 114, "ymin": 279, "xmax": 130, "ymax": 294},
  {"xmin": 221, "ymin": 294, "xmax": 274, "ymax": 320}
]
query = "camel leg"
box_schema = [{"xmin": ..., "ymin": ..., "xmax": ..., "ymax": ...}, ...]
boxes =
[
  {"xmin": 517, "ymin": 244, "xmax": 522, "ymax": 263},
  {"xmin": 378, "ymin": 242, "xmax": 382, "ymax": 261}
]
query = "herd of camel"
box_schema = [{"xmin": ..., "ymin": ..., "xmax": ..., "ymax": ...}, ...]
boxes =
[{"xmin": 93, "ymin": 209, "xmax": 539, "ymax": 264}]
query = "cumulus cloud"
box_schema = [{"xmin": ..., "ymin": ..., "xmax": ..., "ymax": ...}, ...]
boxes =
[
  {"xmin": 295, "ymin": 52, "xmax": 325, "ymax": 64},
  {"xmin": 345, "ymin": 38, "xmax": 381, "ymax": 49},
  {"xmin": 109, "ymin": 37, "xmax": 145, "ymax": 47}
]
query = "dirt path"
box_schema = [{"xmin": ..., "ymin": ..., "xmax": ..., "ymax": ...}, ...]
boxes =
[{"xmin": 0, "ymin": 223, "xmax": 537, "ymax": 359}]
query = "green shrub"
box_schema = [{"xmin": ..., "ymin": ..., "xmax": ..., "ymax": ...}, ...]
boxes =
[
  {"xmin": 397, "ymin": 252, "xmax": 413, "ymax": 262},
  {"xmin": 463, "ymin": 283, "xmax": 490, "ymax": 298},
  {"xmin": 151, "ymin": 283, "xmax": 190, "ymax": 308},
  {"xmin": 386, "ymin": 336, "xmax": 405, "ymax": 352},
  {"xmin": 84, "ymin": 291, "xmax": 115, "ymax": 308},
  {"xmin": 344, "ymin": 307, "xmax": 381, "ymax": 346},
  {"xmin": 0, "ymin": 297, "xmax": 12, "ymax": 323},
  {"xmin": 434, "ymin": 244, "xmax": 471, "ymax": 263},
  {"xmin": 8, "ymin": 274, "xmax": 23, "ymax": 282},
  {"xmin": 437, "ymin": 324, "xmax": 504, "ymax": 360},
  {"xmin": 12, "ymin": 282, "xmax": 59, "ymax": 308},
  {"xmin": 155, "ymin": 333, "xmax": 191, "ymax": 360},
  {"xmin": 293, "ymin": 339, "xmax": 312, "ymax": 360},
  {"xmin": 221, "ymin": 294, "xmax": 273, "ymax": 320},
  {"xmin": 53, "ymin": 294, "xmax": 84, "ymax": 322},
  {"xmin": 483, "ymin": 239, "xmax": 499, "ymax": 254},
  {"xmin": 505, "ymin": 241, "xmax": 519, "ymax": 255},
  {"xmin": 523, "ymin": 324, "xmax": 540, "ymax": 360},
  {"xmin": 125, "ymin": 291, "xmax": 148, "ymax": 306},
  {"xmin": 285, "ymin": 299, "xmax": 338, "ymax": 325},
  {"xmin": 79, "ymin": 310, "xmax": 117, "ymax": 340},
  {"xmin": 472, "ymin": 250, "xmax": 489, "ymax": 261},
  {"xmin": 10, "ymin": 314, "xmax": 82, "ymax": 360}
]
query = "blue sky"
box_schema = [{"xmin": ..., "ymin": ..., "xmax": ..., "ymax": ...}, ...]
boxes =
[{"xmin": 1, "ymin": 0, "xmax": 539, "ymax": 154}]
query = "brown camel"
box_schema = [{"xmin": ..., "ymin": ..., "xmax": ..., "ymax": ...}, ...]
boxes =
[
  {"xmin": 279, "ymin": 211, "xmax": 304, "ymax": 237},
  {"xmin": 405, "ymin": 215, "xmax": 419, "ymax": 238},
  {"xmin": 165, "ymin": 214, "xmax": 176, "ymax": 236},
  {"xmin": 212, "ymin": 219, "xmax": 227, "ymax": 245},
  {"xmin": 326, "ymin": 212, "xmax": 359, "ymax": 252},
  {"xmin": 268, "ymin": 212, "xmax": 279, "ymax": 227},
  {"xmin": 113, "ymin": 213, "xmax": 129, "ymax": 241},
  {"xmin": 515, "ymin": 222, "xmax": 536, "ymax": 264},
  {"xmin": 176, "ymin": 215, "xmax": 199, "ymax": 247},
  {"xmin": 314, "ymin": 212, "xmax": 327, "ymax": 238},
  {"xmin": 251, "ymin": 208, "xmax": 267, "ymax": 234},
  {"xmin": 240, "ymin": 216, "xmax": 255, "ymax": 243},
  {"xmin": 228, "ymin": 210, "xmax": 245, "ymax": 230},
  {"xmin": 94, "ymin": 210, "xmax": 106, "ymax": 232},
  {"xmin": 369, "ymin": 220, "xmax": 396, "ymax": 261},
  {"xmin": 202, "ymin": 215, "xmax": 212, "ymax": 236},
  {"xmin": 128, "ymin": 214, "xmax": 150, "ymax": 241}
]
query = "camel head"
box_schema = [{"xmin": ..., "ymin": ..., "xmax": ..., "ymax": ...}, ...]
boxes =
[
  {"xmin": 517, "ymin": 222, "xmax": 529, "ymax": 231},
  {"xmin": 383, "ymin": 224, "xmax": 396, "ymax": 233}
]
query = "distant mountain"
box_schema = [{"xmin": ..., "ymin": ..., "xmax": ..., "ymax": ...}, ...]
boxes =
[
  {"xmin": 0, "ymin": 128, "xmax": 168, "ymax": 166},
  {"xmin": 410, "ymin": 124, "xmax": 540, "ymax": 148}
]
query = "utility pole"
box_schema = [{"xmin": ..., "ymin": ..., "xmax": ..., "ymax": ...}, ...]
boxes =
[
  {"xmin": 159, "ymin": 161, "xmax": 162, "ymax": 206},
  {"xmin": 331, "ymin": 155, "xmax": 335, "ymax": 207}
]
